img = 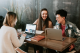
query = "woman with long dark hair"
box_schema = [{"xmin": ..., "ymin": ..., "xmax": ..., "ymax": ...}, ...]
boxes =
[
  {"xmin": 33, "ymin": 8, "xmax": 53, "ymax": 31},
  {"xmin": 33, "ymin": 8, "xmax": 53, "ymax": 53}
]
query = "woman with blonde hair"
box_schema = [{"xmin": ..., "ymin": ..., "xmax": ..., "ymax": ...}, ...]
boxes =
[{"xmin": 0, "ymin": 12, "xmax": 26, "ymax": 53}]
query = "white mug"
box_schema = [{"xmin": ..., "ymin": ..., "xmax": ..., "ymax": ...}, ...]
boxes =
[{"xmin": 17, "ymin": 29, "xmax": 22, "ymax": 33}]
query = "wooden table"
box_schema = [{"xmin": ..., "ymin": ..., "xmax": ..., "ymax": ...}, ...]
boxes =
[{"xmin": 25, "ymin": 33, "xmax": 77, "ymax": 52}]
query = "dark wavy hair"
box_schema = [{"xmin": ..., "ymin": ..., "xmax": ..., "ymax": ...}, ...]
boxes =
[
  {"xmin": 56, "ymin": 9, "xmax": 67, "ymax": 19},
  {"xmin": 38, "ymin": 8, "xmax": 53, "ymax": 30}
]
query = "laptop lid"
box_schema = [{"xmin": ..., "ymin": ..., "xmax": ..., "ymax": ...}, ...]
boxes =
[
  {"xmin": 45, "ymin": 28, "xmax": 63, "ymax": 41},
  {"xmin": 25, "ymin": 24, "xmax": 36, "ymax": 34}
]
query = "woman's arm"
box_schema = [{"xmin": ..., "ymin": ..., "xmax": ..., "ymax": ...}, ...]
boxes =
[
  {"xmin": 48, "ymin": 21, "xmax": 53, "ymax": 28},
  {"xmin": 33, "ymin": 19, "xmax": 38, "ymax": 30},
  {"xmin": 10, "ymin": 28, "xmax": 26, "ymax": 48},
  {"xmin": 33, "ymin": 19, "xmax": 38, "ymax": 24}
]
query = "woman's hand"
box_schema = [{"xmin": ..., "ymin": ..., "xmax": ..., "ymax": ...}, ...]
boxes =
[
  {"xmin": 22, "ymin": 33, "xmax": 27, "ymax": 37},
  {"xmin": 17, "ymin": 32, "xmax": 22, "ymax": 39},
  {"xmin": 69, "ymin": 44, "xmax": 74, "ymax": 51},
  {"xmin": 17, "ymin": 32, "xmax": 22, "ymax": 36}
]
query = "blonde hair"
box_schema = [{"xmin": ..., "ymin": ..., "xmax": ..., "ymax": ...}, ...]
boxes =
[{"xmin": 3, "ymin": 12, "xmax": 17, "ymax": 27}]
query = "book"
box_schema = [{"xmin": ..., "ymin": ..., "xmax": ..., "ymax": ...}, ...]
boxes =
[{"xmin": 31, "ymin": 35, "xmax": 45, "ymax": 42}]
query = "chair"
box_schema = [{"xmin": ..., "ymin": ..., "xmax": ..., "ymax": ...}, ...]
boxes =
[
  {"xmin": 15, "ymin": 47, "xmax": 27, "ymax": 53},
  {"xmin": 0, "ymin": 16, "xmax": 4, "ymax": 28}
]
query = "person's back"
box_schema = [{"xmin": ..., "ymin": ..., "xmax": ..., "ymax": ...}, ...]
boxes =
[
  {"xmin": 0, "ymin": 12, "xmax": 26, "ymax": 53},
  {"xmin": 0, "ymin": 26, "xmax": 17, "ymax": 53}
]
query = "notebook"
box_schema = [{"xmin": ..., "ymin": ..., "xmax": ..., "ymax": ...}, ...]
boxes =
[
  {"xmin": 31, "ymin": 35, "xmax": 45, "ymax": 42},
  {"xmin": 25, "ymin": 24, "xmax": 36, "ymax": 38}
]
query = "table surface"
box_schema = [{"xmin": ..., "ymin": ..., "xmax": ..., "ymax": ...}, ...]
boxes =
[{"xmin": 25, "ymin": 33, "xmax": 77, "ymax": 52}]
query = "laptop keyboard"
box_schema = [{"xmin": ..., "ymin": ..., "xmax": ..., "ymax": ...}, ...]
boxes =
[{"xmin": 25, "ymin": 33, "xmax": 35, "ymax": 38}]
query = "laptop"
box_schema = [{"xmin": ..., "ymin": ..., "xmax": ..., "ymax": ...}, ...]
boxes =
[
  {"xmin": 25, "ymin": 24, "xmax": 36, "ymax": 38},
  {"xmin": 45, "ymin": 28, "xmax": 63, "ymax": 41}
]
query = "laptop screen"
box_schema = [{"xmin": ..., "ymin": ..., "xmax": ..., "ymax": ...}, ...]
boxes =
[{"xmin": 25, "ymin": 24, "xmax": 36, "ymax": 34}]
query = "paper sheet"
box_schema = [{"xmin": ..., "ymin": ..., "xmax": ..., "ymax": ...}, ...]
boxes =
[
  {"xmin": 36, "ymin": 30, "xmax": 44, "ymax": 34},
  {"xmin": 26, "ymin": 38, "xmax": 31, "ymax": 41}
]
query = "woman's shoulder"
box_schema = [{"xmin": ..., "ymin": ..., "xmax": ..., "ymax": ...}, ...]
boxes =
[
  {"xmin": 10, "ymin": 27, "xmax": 16, "ymax": 31},
  {"xmin": 48, "ymin": 20, "xmax": 53, "ymax": 24},
  {"xmin": 36, "ymin": 19, "xmax": 39, "ymax": 22},
  {"xmin": 48, "ymin": 20, "xmax": 53, "ymax": 28},
  {"xmin": 33, "ymin": 19, "xmax": 39, "ymax": 24},
  {"xmin": 3, "ymin": 25, "xmax": 16, "ymax": 32}
]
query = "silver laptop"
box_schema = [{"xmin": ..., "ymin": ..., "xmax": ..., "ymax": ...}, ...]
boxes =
[
  {"xmin": 25, "ymin": 24, "xmax": 36, "ymax": 38},
  {"xmin": 45, "ymin": 28, "xmax": 63, "ymax": 41}
]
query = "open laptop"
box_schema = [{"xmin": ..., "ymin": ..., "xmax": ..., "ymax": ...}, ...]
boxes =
[
  {"xmin": 45, "ymin": 28, "xmax": 63, "ymax": 41},
  {"xmin": 25, "ymin": 24, "xmax": 36, "ymax": 38}
]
